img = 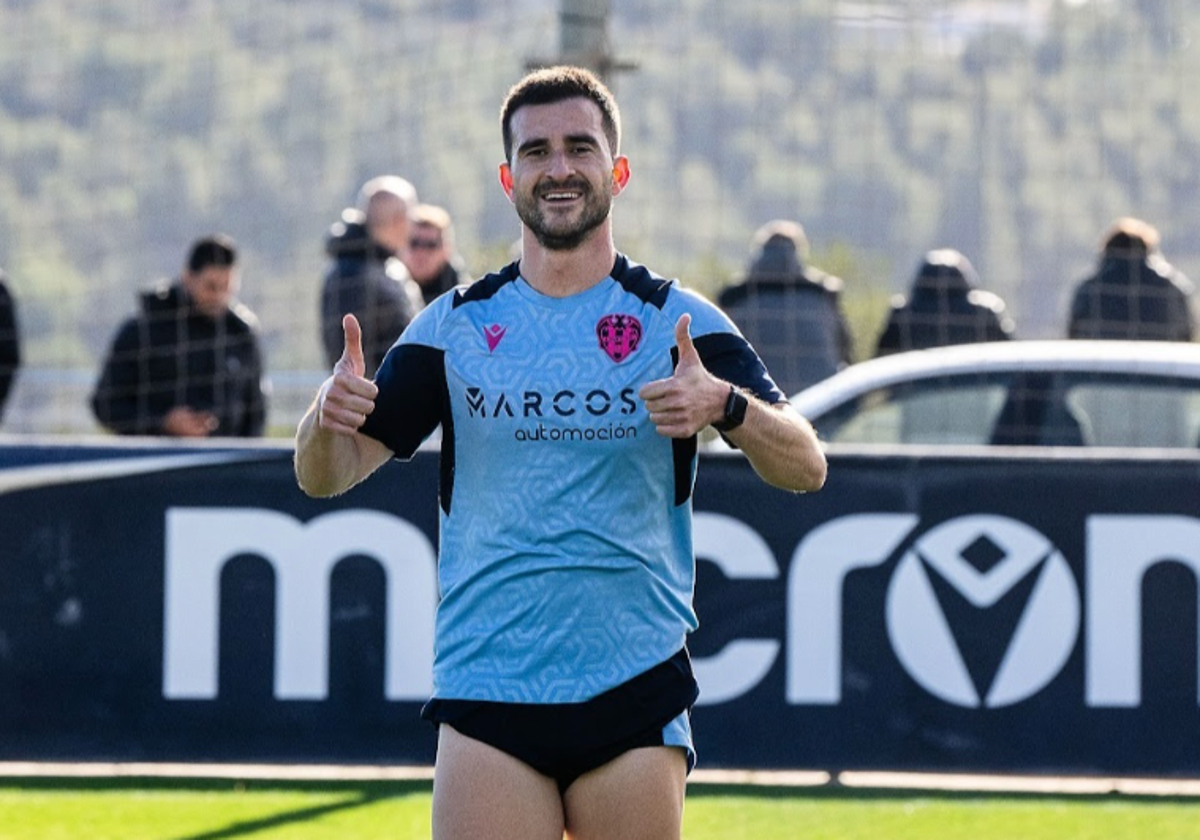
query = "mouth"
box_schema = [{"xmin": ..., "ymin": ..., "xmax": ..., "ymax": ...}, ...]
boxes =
[{"xmin": 538, "ymin": 182, "xmax": 588, "ymax": 204}]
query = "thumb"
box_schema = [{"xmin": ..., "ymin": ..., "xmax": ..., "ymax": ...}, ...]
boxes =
[
  {"xmin": 674, "ymin": 314, "xmax": 699, "ymax": 365},
  {"xmin": 340, "ymin": 313, "xmax": 366, "ymax": 377}
]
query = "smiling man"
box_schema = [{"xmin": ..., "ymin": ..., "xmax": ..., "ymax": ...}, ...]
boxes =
[{"xmin": 294, "ymin": 66, "xmax": 826, "ymax": 840}]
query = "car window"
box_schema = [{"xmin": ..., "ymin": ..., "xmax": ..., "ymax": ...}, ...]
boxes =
[
  {"xmin": 815, "ymin": 374, "xmax": 1010, "ymax": 445},
  {"xmin": 989, "ymin": 371, "xmax": 1088, "ymax": 446},
  {"xmin": 1062, "ymin": 373, "xmax": 1200, "ymax": 448},
  {"xmin": 815, "ymin": 369, "xmax": 1200, "ymax": 448}
]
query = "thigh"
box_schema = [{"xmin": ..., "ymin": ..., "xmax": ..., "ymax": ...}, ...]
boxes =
[
  {"xmin": 432, "ymin": 724, "xmax": 565, "ymax": 840},
  {"xmin": 562, "ymin": 746, "xmax": 688, "ymax": 840}
]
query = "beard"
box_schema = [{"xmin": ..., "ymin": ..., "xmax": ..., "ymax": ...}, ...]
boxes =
[{"xmin": 514, "ymin": 178, "xmax": 612, "ymax": 251}]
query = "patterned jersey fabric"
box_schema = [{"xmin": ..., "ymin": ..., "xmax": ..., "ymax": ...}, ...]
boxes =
[{"xmin": 360, "ymin": 254, "xmax": 783, "ymax": 703}]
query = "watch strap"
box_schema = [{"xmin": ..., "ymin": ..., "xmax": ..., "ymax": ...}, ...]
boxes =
[{"xmin": 712, "ymin": 385, "xmax": 748, "ymax": 432}]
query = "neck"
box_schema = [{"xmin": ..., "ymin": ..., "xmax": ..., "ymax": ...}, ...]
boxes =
[{"xmin": 518, "ymin": 226, "xmax": 616, "ymax": 298}]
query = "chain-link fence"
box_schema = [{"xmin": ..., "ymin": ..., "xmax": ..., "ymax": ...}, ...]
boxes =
[{"xmin": 1, "ymin": 0, "xmax": 1195, "ymax": 436}]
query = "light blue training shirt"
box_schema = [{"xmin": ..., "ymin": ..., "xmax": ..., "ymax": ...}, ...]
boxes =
[{"xmin": 359, "ymin": 254, "xmax": 784, "ymax": 703}]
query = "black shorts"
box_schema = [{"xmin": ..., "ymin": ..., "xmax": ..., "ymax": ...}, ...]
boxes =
[{"xmin": 421, "ymin": 648, "xmax": 699, "ymax": 793}]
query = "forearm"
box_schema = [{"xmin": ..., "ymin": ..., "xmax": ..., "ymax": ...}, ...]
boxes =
[
  {"xmin": 294, "ymin": 394, "xmax": 377, "ymax": 497},
  {"xmin": 724, "ymin": 398, "xmax": 827, "ymax": 492},
  {"xmin": 638, "ymin": 312, "xmax": 828, "ymax": 493}
]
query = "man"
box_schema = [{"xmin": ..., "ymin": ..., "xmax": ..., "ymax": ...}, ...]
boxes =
[
  {"xmin": 874, "ymin": 248, "xmax": 1014, "ymax": 356},
  {"xmin": 0, "ymin": 269, "xmax": 20, "ymax": 422},
  {"xmin": 92, "ymin": 235, "xmax": 267, "ymax": 437},
  {"xmin": 1067, "ymin": 217, "xmax": 1196, "ymax": 341},
  {"xmin": 295, "ymin": 66, "xmax": 826, "ymax": 840},
  {"xmin": 320, "ymin": 175, "xmax": 425, "ymax": 376},
  {"xmin": 1066, "ymin": 218, "xmax": 1196, "ymax": 446},
  {"xmin": 718, "ymin": 220, "xmax": 853, "ymax": 396},
  {"xmin": 404, "ymin": 203, "xmax": 472, "ymax": 306}
]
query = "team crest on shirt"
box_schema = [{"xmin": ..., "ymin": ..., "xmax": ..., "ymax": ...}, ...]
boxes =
[{"xmin": 596, "ymin": 314, "xmax": 642, "ymax": 363}]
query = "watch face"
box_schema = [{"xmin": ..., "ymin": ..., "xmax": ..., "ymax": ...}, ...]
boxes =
[
  {"xmin": 715, "ymin": 386, "xmax": 747, "ymax": 432},
  {"xmin": 728, "ymin": 389, "xmax": 748, "ymax": 427}
]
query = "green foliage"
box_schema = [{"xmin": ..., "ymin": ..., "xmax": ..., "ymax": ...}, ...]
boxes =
[{"xmin": 1, "ymin": 0, "xmax": 1198, "ymax": 400}]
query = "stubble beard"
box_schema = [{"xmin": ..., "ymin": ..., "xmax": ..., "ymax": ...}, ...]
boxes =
[{"xmin": 515, "ymin": 180, "xmax": 612, "ymax": 252}]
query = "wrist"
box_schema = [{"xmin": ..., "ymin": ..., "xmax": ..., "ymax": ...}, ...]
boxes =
[{"xmin": 711, "ymin": 384, "xmax": 748, "ymax": 432}]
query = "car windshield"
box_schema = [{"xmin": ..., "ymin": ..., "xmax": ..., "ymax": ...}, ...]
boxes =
[{"xmin": 814, "ymin": 370, "xmax": 1200, "ymax": 448}]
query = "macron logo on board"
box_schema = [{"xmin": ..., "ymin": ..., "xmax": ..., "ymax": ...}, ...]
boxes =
[{"xmin": 162, "ymin": 508, "xmax": 437, "ymax": 701}]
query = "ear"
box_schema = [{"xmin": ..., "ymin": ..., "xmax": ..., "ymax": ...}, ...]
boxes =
[
  {"xmin": 498, "ymin": 163, "xmax": 515, "ymax": 201},
  {"xmin": 611, "ymin": 156, "xmax": 631, "ymax": 194}
]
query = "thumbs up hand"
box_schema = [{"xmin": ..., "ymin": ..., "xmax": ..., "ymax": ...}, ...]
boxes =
[
  {"xmin": 338, "ymin": 311, "xmax": 367, "ymax": 378},
  {"xmin": 638, "ymin": 314, "xmax": 730, "ymax": 439},
  {"xmin": 318, "ymin": 313, "xmax": 379, "ymax": 435}
]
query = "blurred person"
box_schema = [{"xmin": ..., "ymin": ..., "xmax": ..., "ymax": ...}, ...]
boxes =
[
  {"xmin": 405, "ymin": 203, "xmax": 472, "ymax": 306},
  {"xmin": 321, "ymin": 175, "xmax": 424, "ymax": 376},
  {"xmin": 1067, "ymin": 217, "xmax": 1196, "ymax": 341},
  {"xmin": 874, "ymin": 248, "xmax": 1014, "ymax": 356},
  {"xmin": 0, "ymin": 269, "xmax": 20, "ymax": 422},
  {"xmin": 91, "ymin": 235, "xmax": 267, "ymax": 437},
  {"xmin": 717, "ymin": 220, "xmax": 853, "ymax": 396},
  {"xmin": 294, "ymin": 66, "xmax": 826, "ymax": 840},
  {"xmin": 1067, "ymin": 218, "xmax": 1196, "ymax": 447}
]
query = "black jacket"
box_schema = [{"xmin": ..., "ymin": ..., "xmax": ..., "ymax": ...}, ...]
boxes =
[
  {"xmin": 0, "ymin": 273, "xmax": 19, "ymax": 420},
  {"xmin": 719, "ymin": 265, "xmax": 853, "ymax": 397},
  {"xmin": 321, "ymin": 209, "xmax": 422, "ymax": 375},
  {"xmin": 91, "ymin": 282, "xmax": 267, "ymax": 436},
  {"xmin": 416, "ymin": 258, "xmax": 471, "ymax": 307},
  {"xmin": 875, "ymin": 253, "xmax": 1014, "ymax": 356},
  {"xmin": 1068, "ymin": 254, "xmax": 1195, "ymax": 341}
]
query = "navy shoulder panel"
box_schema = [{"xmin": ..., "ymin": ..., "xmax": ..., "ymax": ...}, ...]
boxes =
[
  {"xmin": 454, "ymin": 261, "xmax": 520, "ymax": 308},
  {"xmin": 694, "ymin": 332, "xmax": 786, "ymax": 405},
  {"xmin": 359, "ymin": 343, "xmax": 447, "ymax": 460},
  {"xmin": 611, "ymin": 254, "xmax": 672, "ymax": 309}
]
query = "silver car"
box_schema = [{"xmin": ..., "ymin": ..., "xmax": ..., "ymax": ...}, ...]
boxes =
[{"xmin": 788, "ymin": 340, "xmax": 1200, "ymax": 450}]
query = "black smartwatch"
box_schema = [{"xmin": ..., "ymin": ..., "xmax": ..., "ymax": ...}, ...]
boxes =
[{"xmin": 712, "ymin": 385, "xmax": 748, "ymax": 433}]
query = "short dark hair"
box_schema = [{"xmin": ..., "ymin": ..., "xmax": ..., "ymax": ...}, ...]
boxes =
[
  {"xmin": 187, "ymin": 234, "xmax": 238, "ymax": 273},
  {"xmin": 500, "ymin": 66, "xmax": 621, "ymax": 163}
]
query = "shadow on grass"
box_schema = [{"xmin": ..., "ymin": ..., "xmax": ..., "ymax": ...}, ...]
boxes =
[
  {"xmin": 0, "ymin": 777, "xmax": 433, "ymax": 840},
  {"xmin": 684, "ymin": 782, "xmax": 1200, "ymax": 805},
  {"xmin": 165, "ymin": 791, "xmax": 386, "ymax": 840}
]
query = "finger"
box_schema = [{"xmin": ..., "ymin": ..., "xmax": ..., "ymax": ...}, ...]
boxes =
[
  {"xmin": 674, "ymin": 314, "xmax": 698, "ymax": 365},
  {"xmin": 324, "ymin": 387, "xmax": 377, "ymax": 418},
  {"xmin": 647, "ymin": 413, "xmax": 694, "ymax": 439},
  {"xmin": 319, "ymin": 410, "xmax": 364, "ymax": 435},
  {"xmin": 319, "ymin": 391, "xmax": 373, "ymax": 432},
  {"xmin": 332, "ymin": 370, "xmax": 379, "ymax": 400},
  {"xmin": 320, "ymin": 404, "xmax": 368, "ymax": 434},
  {"xmin": 638, "ymin": 378, "xmax": 672, "ymax": 402},
  {"xmin": 341, "ymin": 313, "xmax": 366, "ymax": 377}
]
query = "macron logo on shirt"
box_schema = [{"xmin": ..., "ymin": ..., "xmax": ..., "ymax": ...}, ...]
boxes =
[{"xmin": 483, "ymin": 324, "xmax": 507, "ymax": 353}]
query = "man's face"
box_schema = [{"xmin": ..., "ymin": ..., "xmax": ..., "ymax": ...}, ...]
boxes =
[
  {"xmin": 502, "ymin": 97, "xmax": 626, "ymax": 251},
  {"xmin": 183, "ymin": 265, "xmax": 236, "ymax": 319},
  {"xmin": 367, "ymin": 193, "xmax": 410, "ymax": 256},
  {"xmin": 405, "ymin": 222, "xmax": 448, "ymax": 285}
]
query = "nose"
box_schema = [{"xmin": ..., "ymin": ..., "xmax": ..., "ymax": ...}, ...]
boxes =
[{"xmin": 546, "ymin": 150, "xmax": 574, "ymax": 179}]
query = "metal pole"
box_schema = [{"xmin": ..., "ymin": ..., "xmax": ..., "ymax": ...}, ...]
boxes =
[
  {"xmin": 559, "ymin": 0, "xmax": 611, "ymax": 76},
  {"xmin": 526, "ymin": 0, "xmax": 636, "ymax": 85}
]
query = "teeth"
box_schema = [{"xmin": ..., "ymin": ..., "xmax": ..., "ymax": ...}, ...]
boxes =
[{"xmin": 544, "ymin": 192, "xmax": 580, "ymax": 200}]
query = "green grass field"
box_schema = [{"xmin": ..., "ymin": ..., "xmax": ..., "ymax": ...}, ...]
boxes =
[{"xmin": 1, "ymin": 777, "xmax": 1199, "ymax": 840}]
